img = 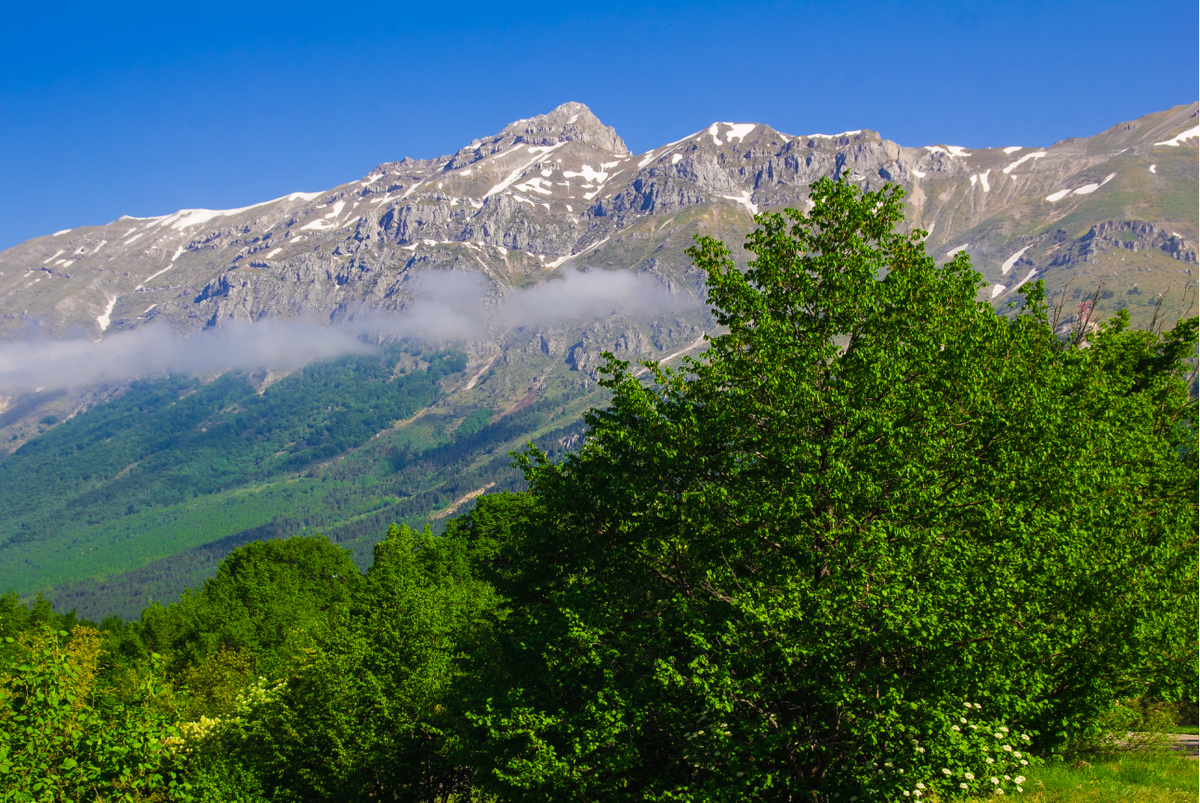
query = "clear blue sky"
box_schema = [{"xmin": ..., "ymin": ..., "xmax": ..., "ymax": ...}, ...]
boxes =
[{"xmin": 1, "ymin": 0, "xmax": 1196, "ymax": 250}]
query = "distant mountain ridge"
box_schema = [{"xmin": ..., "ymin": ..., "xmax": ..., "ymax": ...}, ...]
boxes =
[
  {"xmin": 2, "ymin": 100, "xmax": 1194, "ymax": 343},
  {"xmin": 0, "ymin": 101, "xmax": 1195, "ymax": 618}
]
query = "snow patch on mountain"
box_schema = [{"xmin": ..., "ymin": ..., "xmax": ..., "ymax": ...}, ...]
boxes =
[
  {"xmin": 1153, "ymin": 125, "xmax": 1200, "ymax": 147},
  {"xmin": 1002, "ymin": 151, "xmax": 1046, "ymax": 174},
  {"xmin": 96, "ymin": 296, "xmax": 118, "ymax": 332},
  {"xmin": 1001, "ymin": 246, "xmax": 1032, "ymax": 275},
  {"xmin": 136, "ymin": 265, "xmax": 176, "ymax": 290},
  {"xmin": 515, "ymin": 177, "xmax": 553, "ymax": 195},
  {"xmin": 724, "ymin": 123, "xmax": 756, "ymax": 143},
  {"xmin": 926, "ymin": 145, "xmax": 971, "ymax": 157},
  {"xmin": 485, "ymin": 142, "xmax": 568, "ymax": 198},
  {"xmin": 1012, "ymin": 267, "xmax": 1039, "ymax": 293},
  {"xmin": 722, "ymin": 191, "xmax": 758, "ymax": 216},
  {"xmin": 563, "ymin": 165, "xmax": 609, "ymax": 184}
]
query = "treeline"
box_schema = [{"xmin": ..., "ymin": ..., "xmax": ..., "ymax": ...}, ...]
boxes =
[{"xmin": 1, "ymin": 180, "xmax": 1195, "ymax": 801}]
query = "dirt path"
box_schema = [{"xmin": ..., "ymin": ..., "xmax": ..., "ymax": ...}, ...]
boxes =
[
  {"xmin": 430, "ymin": 483, "xmax": 495, "ymax": 520},
  {"xmin": 1114, "ymin": 732, "xmax": 1198, "ymax": 758},
  {"xmin": 631, "ymin": 333, "xmax": 708, "ymax": 378},
  {"xmin": 1168, "ymin": 733, "xmax": 1198, "ymax": 758}
]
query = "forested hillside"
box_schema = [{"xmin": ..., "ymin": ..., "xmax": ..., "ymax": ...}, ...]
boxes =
[{"xmin": 0, "ymin": 345, "xmax": 598, "ymax": 619}]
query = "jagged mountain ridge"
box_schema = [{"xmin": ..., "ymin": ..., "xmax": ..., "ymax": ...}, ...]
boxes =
[{"xmin": 2, "ymin": 100, "xmax": 1195, "ymax": 342}]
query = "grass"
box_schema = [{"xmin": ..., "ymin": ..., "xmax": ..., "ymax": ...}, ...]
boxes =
[
  {"xmin": 0, "ymin": 479, "xmax": 325, "ymax": 594},
  {"xmin": 965, "ymin": 749, "xmax": 1198, "ymax": 803}
]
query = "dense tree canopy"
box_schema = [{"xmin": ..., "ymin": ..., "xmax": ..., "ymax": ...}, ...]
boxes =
[
  {"xmin": 463, "ymin": 177, "xmax": 1198, "ymax": 801},
  {"xmin": 135, "ymin": 535, "xmax": 360, "ymax": 684}
]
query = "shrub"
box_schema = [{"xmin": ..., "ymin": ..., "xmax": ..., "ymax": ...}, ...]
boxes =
[{"xmin": 0, "ymin": 626, "xmax": 187, "ymax": 801}]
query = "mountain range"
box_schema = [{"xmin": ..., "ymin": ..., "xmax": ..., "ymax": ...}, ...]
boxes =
[{"xmin": 0, "ymin": 100, "xmax": 1195, "ymax": 618}]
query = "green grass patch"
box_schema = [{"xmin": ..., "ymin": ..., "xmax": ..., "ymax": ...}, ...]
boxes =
[{"xmin": 965, "ymin": 750, "xmax": 1198, "ymax": 803}]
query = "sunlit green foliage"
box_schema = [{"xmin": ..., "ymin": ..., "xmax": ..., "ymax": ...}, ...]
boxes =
[
  {"xmin": 0, "ymin": 626, "xmax": 186, "ymax": 802},
  {"xmin": 136, "ymin": 536, "xmax": 359, "ymax": 683},
  {"xmin": 193, "ymin": 524, "xmax": 495, "ymax": 801},
  {"xmin": 462, "ymin": 177, "xmax": 1198, "ymax": 801}
]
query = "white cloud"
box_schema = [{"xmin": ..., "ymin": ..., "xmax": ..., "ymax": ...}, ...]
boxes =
[{"xmin": 0, "ymin": 268, "xmax": 693, "ymax": 392}]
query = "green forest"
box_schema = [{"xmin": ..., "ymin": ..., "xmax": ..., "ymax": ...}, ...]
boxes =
[
  {"xmin": 0, "ymin": 342, "xmax": 595, "ymax": 620},
  {"xmin": 0, "ymin": 178, "xmax": 1195, "ymax": 802}
]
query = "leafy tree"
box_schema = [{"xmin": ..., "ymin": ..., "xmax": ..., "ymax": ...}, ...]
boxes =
[
  {"xmin": 465, "ymin": 177, "xmax": 1198, "ymax": 801},
  {"xmin": 0, "ymin": 592, "xmax": 79, "ymax": 644},
  {"xmin": 191, "ymin": 524, "xmax": 497, "ymax": 802},
  {"xmin": 0, "ymin": 625, "xmax": 186, "ymax": 802},
  {"xmin": 137, "ymin": 536, "xmax": 359, "ymax": 686}
]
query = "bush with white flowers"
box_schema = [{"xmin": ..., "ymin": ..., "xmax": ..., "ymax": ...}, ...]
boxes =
[{"xmin": 863, "ymin": 702, "xmax": 1037, "ymax": 801}]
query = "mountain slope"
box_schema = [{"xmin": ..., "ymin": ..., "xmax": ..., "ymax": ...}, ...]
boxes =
[
  {"xmin": 2, "ymin": 101, "xmax": 1194, "ymax": 341},
  {"xmin": 0, "ymin": 101, "xmax": 1194, "ymax": 617}
]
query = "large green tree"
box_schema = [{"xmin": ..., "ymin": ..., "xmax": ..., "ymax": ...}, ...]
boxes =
[
  {"xmin": 465, "ymin": 177, "xmax": 1198, "ymax": 801},
  {"xmin": 135, "ymin": 535, "xmax": 360, "ymax": 686},
  {"xmin": 190, "ymin": 524, "xmax": 497, "ymax": 802}
]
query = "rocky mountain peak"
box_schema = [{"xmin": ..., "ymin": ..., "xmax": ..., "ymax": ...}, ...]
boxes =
[
  {"xmin": 502, "ymin": 101, "xmax": 629, "ymax": 155},
  {"xmin": 0, "ymin": 102, "xmax": 1194, "ymax": 356}
]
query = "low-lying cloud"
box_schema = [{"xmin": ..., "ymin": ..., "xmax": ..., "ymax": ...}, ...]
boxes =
[{"xmin": 0, "ymin": 268, "xmax": 697, "ymax": 393}]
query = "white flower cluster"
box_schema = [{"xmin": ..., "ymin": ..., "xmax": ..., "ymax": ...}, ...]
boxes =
[
  {"xmin": 234, "ymin": 675, "xmax": 286, "ymax": 713},
  {"xmin": 173, "ymin": 714, "xmax": 225, "ymax": 755},
  {"xmin": 867, "ymin": 702, "xmax": 1036, "ymax": 801}
]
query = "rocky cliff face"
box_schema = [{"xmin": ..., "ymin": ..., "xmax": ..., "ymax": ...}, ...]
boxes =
[
  {"xmin": 0, "ymin": 100, "xmax": 1195, "ymax": 442},
  {"xmin": 2, "ymin": 100, "xmax": 1194, "ymax": 343}
]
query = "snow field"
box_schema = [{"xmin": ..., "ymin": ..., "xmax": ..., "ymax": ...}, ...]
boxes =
[
  {"xmin": 1002, "ymin": 151, "xmax": 1046, "ymax": 174},
  {"xmin": 1000, "ymin": 246, "xmax": 1032, "ymax": 275},
  {"xmin": 1153, "ymin": 125, "xmax": 1200, "ymax": 147}
]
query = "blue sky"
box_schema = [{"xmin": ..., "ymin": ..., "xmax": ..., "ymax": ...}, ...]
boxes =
[{"xmin": 1, "ymin": 0, "xmax": 1196, "ymax": 250}]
